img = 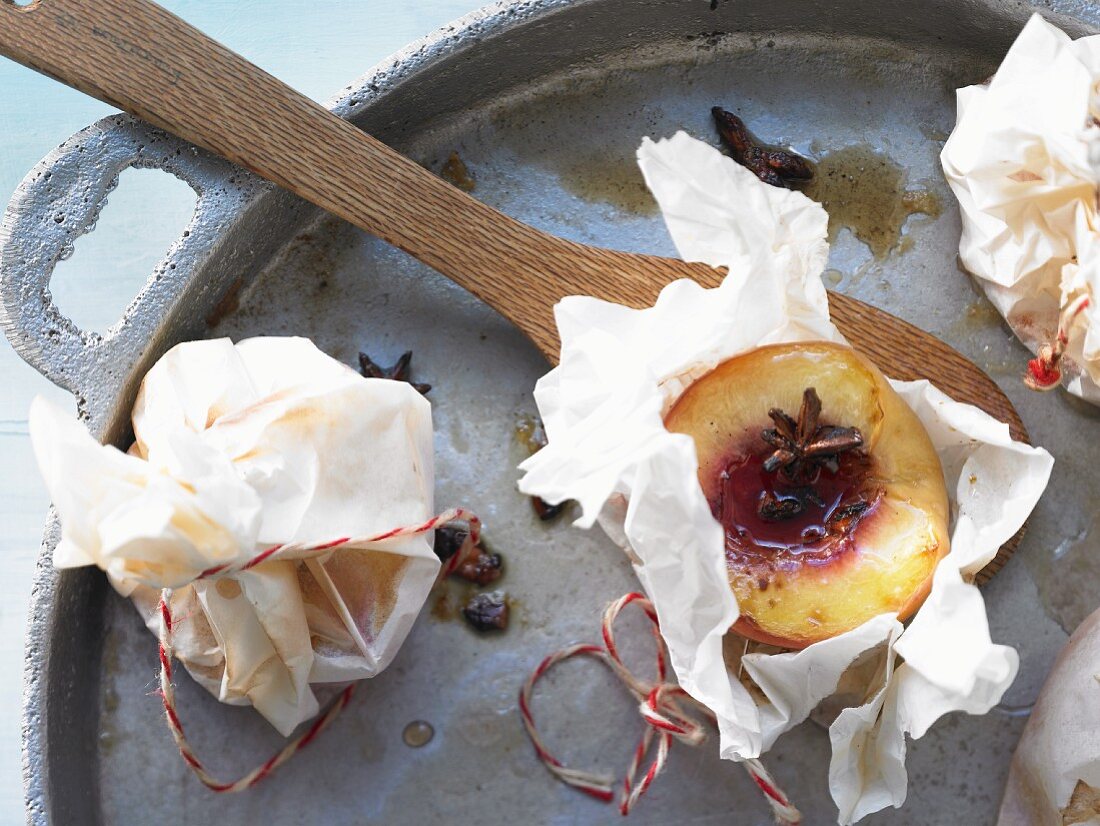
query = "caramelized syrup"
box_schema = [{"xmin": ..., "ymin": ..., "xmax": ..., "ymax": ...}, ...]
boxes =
[
  {"xmin": 715, "ymin": 451, "xmax": 876, "ymax": 567},
  {"xmin": 800, "ymin": 144, "xmax": 941, "ymax": 259}
]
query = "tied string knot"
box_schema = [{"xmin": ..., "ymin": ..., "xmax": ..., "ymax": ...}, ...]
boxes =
[
  {"xmin": 1025, "ymin": 294, "xmax": 1091, "ymax": 391},
  {"xmin": 156, "ymin": 506, "xmax": 478, "ymax": 792},
  {"xmin": 519, "ymin": 592, "xmax": 802, "ymax": 824}
]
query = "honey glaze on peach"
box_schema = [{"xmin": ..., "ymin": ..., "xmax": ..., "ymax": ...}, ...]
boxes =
[{"xmin": 716, "ymin": 449, "xmax": 882, "ymax": 571}]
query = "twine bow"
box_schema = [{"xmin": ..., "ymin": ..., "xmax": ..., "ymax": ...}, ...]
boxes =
[
  {"xmin": 518, "ymin": 592, "xmax": 802, "ymax": 824},
  {"xmin": 156, "ymin": 507, "xmax": 479, "ymax": 792},
  {"xmin": 1025, "ymin": 294, "xmax": 1091, "ymax": 391}
]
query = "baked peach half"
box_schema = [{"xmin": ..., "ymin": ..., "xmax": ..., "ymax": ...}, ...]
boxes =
[{"xmin": 664, "ymin": 341, "xmax": 949, "ymax": 649}]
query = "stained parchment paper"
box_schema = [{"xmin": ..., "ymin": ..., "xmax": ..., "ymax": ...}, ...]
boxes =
[
  {"xmin": 942, "ymin": 14, "xmax": 1100, "ymax": 401},
  {"xmin": 31, "ymin": 337, "xmax": 438, "ymax": 736}
]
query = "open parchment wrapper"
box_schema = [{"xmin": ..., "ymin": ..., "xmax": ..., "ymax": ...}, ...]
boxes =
[
  {"xmin": 30, "ymin": 337, "xmax": 438, "ymax": 736},
  {"xmin": 518, "ymin": 132, "xmax": 1054, "ymax": 823},
  {"xmin": 941, "ymin": 14, "xmax": 1100, "ymax": 401}
]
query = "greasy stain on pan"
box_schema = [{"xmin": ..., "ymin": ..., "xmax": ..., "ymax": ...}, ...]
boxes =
[{"xmin": 7, "ymin": 1, "xmax": 1099, "ymax": 824}]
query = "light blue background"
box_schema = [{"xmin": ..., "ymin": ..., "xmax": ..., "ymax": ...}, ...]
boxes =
[{"xmin": 0, "ymin": 2, "xmax": 478, "ymax": 819}]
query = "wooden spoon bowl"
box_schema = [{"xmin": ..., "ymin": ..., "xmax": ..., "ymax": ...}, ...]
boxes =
[{"xmin": 0, "ymin": 0, "xmax": 1026, "ymax": 581}]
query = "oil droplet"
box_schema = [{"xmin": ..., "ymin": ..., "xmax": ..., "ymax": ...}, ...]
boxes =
[
  {"xmin": 455, "ymin": 709, "xmax": 505, "ymax": 747},
  {"xmin": 555, "ymin": 152, "xmax": 658, "ymax": 216},
  {"xmin": 429, "ymin": 581, "xmax": 471, "ymax": 623},
  {"xmin": 440, "ymin": 152, "xmax": 476, "ymax": 192},
  {"xmin": 103, "ymin": 685, "xmax": 120, "ymax": 714},
  {"xmin": 430, "ymin": 588, "xmax": 456, "ymax": 621},
  {"xmin": 955, "ymin": 258, "xmax": 1010, "ymax": 347},
  {"xmin": 215, "ymin": 578, "xmax": 242, "ymax": 600},
  {"xmin": 801, "ymin": 145, "xmax": 941, "ymax": 259},
  {"xmin": 513, "ymin": 412, "xmax": 546, "ymax": 455},
  {"xmin": 402, "ymin": 720, "xmax": 434, "ymax": 748},
  {"xmin": 957, "ymin": 299, "xmax": 1003, "ymax": 331}
]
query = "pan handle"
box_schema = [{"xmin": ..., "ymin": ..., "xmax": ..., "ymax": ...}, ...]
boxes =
[{"xmin": 0, "ymin": 114, "xmax": 246, "ymax": 421}]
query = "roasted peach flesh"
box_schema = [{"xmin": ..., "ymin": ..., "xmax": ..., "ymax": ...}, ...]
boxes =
[{"xmin": 664, "ymin": 342, "xmax": 949, "ymax": 649}]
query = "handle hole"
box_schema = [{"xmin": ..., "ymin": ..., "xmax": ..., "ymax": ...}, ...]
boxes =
[
  {"xmin": 50, "ymin": 167, "xmax": 198, "ymax": 335},
  {"xmin": 2, "ymin": 0, "xmax": 39, "ymax": 9}
]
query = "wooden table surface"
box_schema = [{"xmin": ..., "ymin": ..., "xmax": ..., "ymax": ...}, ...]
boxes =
[{"xmin": 0, "ymin": 1, "xmax": 477, "ymax": 818}]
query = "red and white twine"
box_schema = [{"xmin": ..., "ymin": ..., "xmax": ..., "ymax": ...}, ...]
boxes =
[
  {"xmin": 155, "ymin": 507, "xmax": 479, "ymax": 792},
  {"xmin": 157, "ymin": 513, "xmax": 799, "ymax": 816},
  {"xmin": 519, "ymin": 592, "xmax": 802, "ymax": 824},
  {"xmin": 194, "ymin": 506, "xmax": 481, "ymax": 581},
  {"xmin": 1025, "ymin": 294, "xmax": 1091, "ymax": 391}
]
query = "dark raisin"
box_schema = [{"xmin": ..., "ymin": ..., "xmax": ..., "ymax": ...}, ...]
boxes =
[
  {"xmin": 456, "ymin": 547, "xmax": 503, "ymax": 586},
  {"xmin": 463, "ymin": 592, "xmax": 509, "ymax": 632},
  {"xmin": 433, "ymin": 524, "xmax": 468, "ymax": 562},
  {"xmin": 531, "ymin": 496, "xmax": 568, "ymax": 521}
]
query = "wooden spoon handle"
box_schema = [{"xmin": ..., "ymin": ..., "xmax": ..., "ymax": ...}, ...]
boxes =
[
  {"xmin": 0, "ymin": 0, "xmax": 684, "ymax": 357},
  {"xmin": 0, "ymin": 0, "xmax": 1030, "ymax": 585},
  {"xmin": 0, "ymin": 0, "xmax": 1029, "ymax": 466}
]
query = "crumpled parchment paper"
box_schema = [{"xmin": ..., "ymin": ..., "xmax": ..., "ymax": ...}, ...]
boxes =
[
  {"xmin": 30, "ymin": 336, "xmax": 439, "ymax": 736},
  {"xmin": 999, "ymin": 605, "xmax": 1100, "ymax": 825},
  {"xmin": 942, "ymin": 13, "xmax": 1100, "ymax": 401},
  {"xmin": 518, "ymin": 131, "xmax": 1054, "ymax": 823}
]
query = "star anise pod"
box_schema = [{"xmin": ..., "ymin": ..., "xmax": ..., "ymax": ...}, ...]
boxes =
[
  {"xmin": 358, "ymin": 350, "xmax": 431, "ymax": 395},
  {"xmin": 761, "ymin": 387, "xmax": 863, "ymax": 483},
  {"xmin": 712, "ymin": 107, "xmax": 814, "ymax": 189}
]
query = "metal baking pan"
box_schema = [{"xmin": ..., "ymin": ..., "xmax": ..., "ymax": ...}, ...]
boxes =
[{"xmin": 4, "ymin": 1, "xmax": 1099, "ymax": 823}]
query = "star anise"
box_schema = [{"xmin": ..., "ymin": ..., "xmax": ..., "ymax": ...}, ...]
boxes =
[
  {"xmin": 761, "ymin": 387, "xmax": 863, "ymax": 484},
  {"xmin": 358, "ymin": 350, "xmax": 431, "ymax": 395},
  {"xmin": 712, "ymin": 107, "xmax": 814, "ymax": 189}
]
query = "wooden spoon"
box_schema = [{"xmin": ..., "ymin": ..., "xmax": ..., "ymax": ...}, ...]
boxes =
[{"xmin": 0, "ymin": 0, "xmax": 1026, "ymax": 579}]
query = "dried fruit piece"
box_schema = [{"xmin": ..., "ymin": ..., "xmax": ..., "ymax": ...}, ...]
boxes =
[
  {"xmin": 433, "ymin": 524, "xmax": 469, "ymax": 563},
  {"xmin": 531, "ymin": 496, "xmax": 567, "ymax": 521},
  {"xmin": 463, "ymin": 591, "xmax": 509, "ymax": 632},
  {"xmin": 456, "ymin": 545, "xmax": 504, "ymax": 586},
  {"xmin": 434, "ymin": 526, "xmax": 504, "ymax": 586}
]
